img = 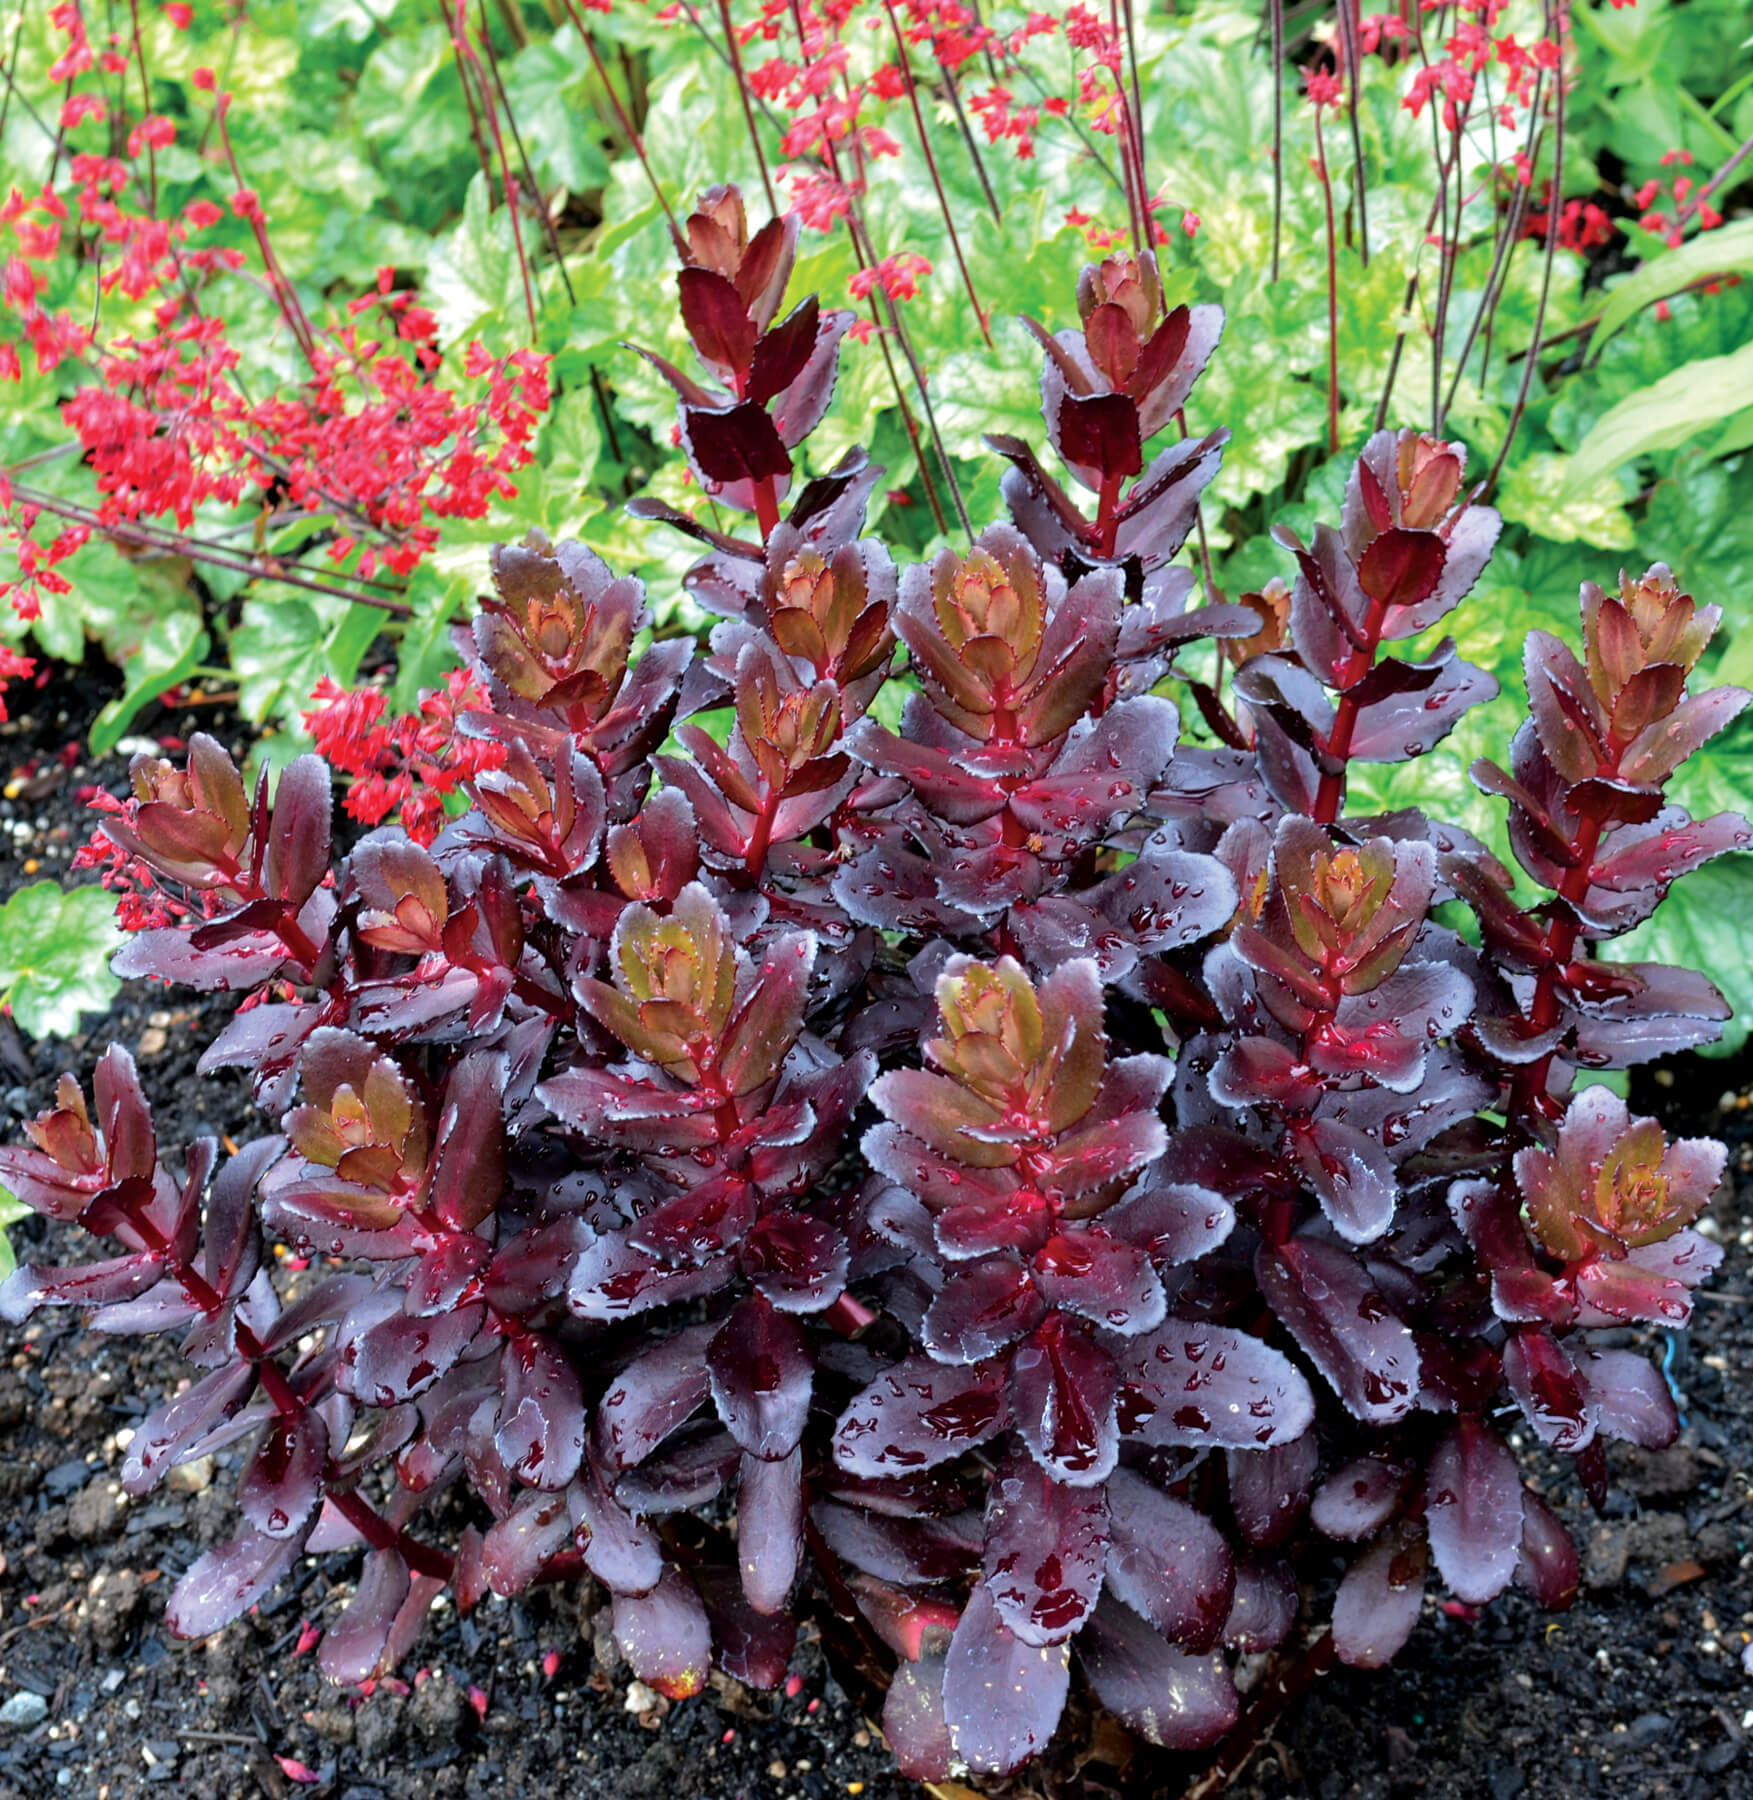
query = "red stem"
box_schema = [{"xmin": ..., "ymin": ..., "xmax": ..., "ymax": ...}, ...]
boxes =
[
  {"xmin": 752, "ymin": 472, "xmax": 781, "ymax": 543},
  {"xmin": 1312, "ymin": 587, "xmax": 1392, "ymax": 825},
  {"xmin": 1313, "ymin": 103, "xmax": 1341, "ymax": 457},
  {"xmin": 714, "ymin": 0, "xmax": 778, "ymax": 213},
  {"xmin": 877, "ymin": 0, "xmax": 994, "ymax": 348}
]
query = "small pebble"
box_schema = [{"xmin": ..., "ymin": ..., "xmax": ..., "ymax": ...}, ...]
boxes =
[
  {"xmin": 623, "ymin": 1680, "xmax": 657, "ymax": 1714},
  {"xmin": 0, "ymin": 1691, "xmax": 49, "ymax": 1728}
]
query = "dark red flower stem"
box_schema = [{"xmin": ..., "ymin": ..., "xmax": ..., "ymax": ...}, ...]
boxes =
[
  {"xmin": 1269, "ymin": 0, "xmax": 1284, "ymax": 281},
  {"xmin": 877, "ymin": 0, "xmax": 994, "ymax": 349},
  {"xmin": 566, "ymin": 1, "xmax": 682, "ymax": 240},
  {"xmin": 1312, "ymin": 100, "xmax": 1342, "ymax": 457},
  {"xmin": 714, "ymin": 0, "xmax": 778, "ymax": 214}
]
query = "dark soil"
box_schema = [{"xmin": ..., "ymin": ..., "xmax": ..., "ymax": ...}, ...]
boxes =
[{"xmin": 1, "ymin": 660, "xmax": 1751, "ymax": 1800}]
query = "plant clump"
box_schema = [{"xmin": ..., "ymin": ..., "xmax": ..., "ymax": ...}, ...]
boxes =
[{"xmin": 3, "ymin": 181, "xmax": 1747, "ymax": 1780}]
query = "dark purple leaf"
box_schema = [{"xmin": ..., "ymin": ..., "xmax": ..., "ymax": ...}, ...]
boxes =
[
  {"xmin": 319, "ymin": 1549, "xmax": 409, "ymax": 1684},
  {"xmin": 1224, "ymin": 1559, "xmax": 1298, "ymax": 1652},
  {"xmin": 123, "ymin": 1361, "xmax": 256, "ymax": 1496},
  {"xmin": 1078, "ymin": 1593, "xmax": 1239, "ymax": 1749},
  {"xmin": 1331, "ymin": 1522, "xmax": 1427, "ymax": 1669},
  {"xmin": 1514, "ymin": 1492, "xmax": 1579, "ymax": 1611},
  {"xmin": 165, "ymin": 1525, "xmax": 306, "ymax": 1638},
  {"xmin": 739, "ymin": 1211, "xmax": 850, "ymax": 1313},
  {"xmin": 1008, "ymin": 1318, "xmax": 1119, "ymax": 1486},
  {"xmin": 833, "ymin": 1355, "xmax": 1008, "ymax": 1478},
  {"xmin": 922, "ymin": 1256, "xmax": 1046, "ymax": 1364},
  {"xmin": 612, "ymin": 1567, "xmax": 712, "ymax": 1699},
  {"xmin": 1574, "ymin": 1346, "xmax": 1679, "ymax": 1447},
  {"xmin": 342, "ymin": 1303, "xmax": 484, "ymax": 1407},
  {"xmin": 1286, "ymin": 1116, "xmax": 1398, "ymax": 1244},
  {"xmin": 495, "ymin": 1333, "xmax": 586, "ymax": 1491},
  {"xmin": 1104, "ymin": 1177, "xmax": 1235, "ymax": 1266},
  {"xmin": 1501, "ymin": 1327, "xmax": 1596, "ymax": 1454},
  {"xmin": 942, "ymin": 1581, "xmax": 1071, "ymax": 1773},
  {"xmin": 708, "ymin": 1293, "xmax": 812, "ymax": 1460},
  {"xmin": 1257, "ymin": 1237, "xmax": 1420, "ymax": 1423},
  {"xmin": 264, "ymin": 754, "xmax": 332, "ymax": 911},
  {"xmin": 425, "ymin": 1053, "xmax": 507, "ymax": 1232},
  {"xmin": 237, "ymin": 1404, "xmax": 328, "ymax": 1539},
  {"xmin": 1105, "ymin": 1466, "xmax": 1233, "ymax": 1651},
  {"xmin": 1310, "ymin": 1454, "xmax": 1411, "ymax": 1541},
  {"xmin": 595, "ymin": 1324, "xmax": 716, "ymax": 1470},
  {"xmin": 738, "ymin": 1447, "xmax": 803, "ymax": 1614},
  {"xmin": 570, "ymin": 1456, "xmax": 665, "ymax": 1595},
  {"xmin": 883, "ymin": 1649, "xmax": 955, "ymax": 1779},
  {"xmin": 1119, "ymin": 1319, "xmax": 1315, "ymax": 1450},
  {"xmin": 696, "ymin": 1565, "xmax": 797, "ymax": 1690},
  {"xmin": 1031, "ymin": 1228, "xmax": 1165, "ymax": 1335},
  {"xmin": 981, "ymin": 1449, "xmax": 1108, "ymax": 1645},
  {"xmin": 1226, "ymin": 1431, "xmax": 1319, "ymax": 1548},
  {"xmin": 811, "ymin": 1500, "xmax": 980, "ymax": 1585},
  {"xmin": 1424, "ymin": 1417, "xmax": 1524, "ymax": 1605}
]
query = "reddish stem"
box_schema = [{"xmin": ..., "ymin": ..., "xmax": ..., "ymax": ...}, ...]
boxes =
[
  {"xmin": 1095, "ymin": 469, "xmax": 1124, "ymax": 557},
  {"xmin": 1313, "ymin": 102, "xmax": 1341, "ymax": 457},
  {"xmin": 753, "ymin": 472, "xmax": 781, "ymax": 543},
  {"xmin": 1312, "ymin": 589, "xmax": 1392, "ymax": 824}
]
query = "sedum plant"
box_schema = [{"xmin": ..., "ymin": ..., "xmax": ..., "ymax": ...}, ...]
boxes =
[{"xmin": 2, "ymin": 183, "xmax": 1747, "ymax": 1780}]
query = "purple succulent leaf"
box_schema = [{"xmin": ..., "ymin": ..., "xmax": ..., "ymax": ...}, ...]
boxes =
[
  {"xmin": 568, "ymin": 1228, "xmax": 729, "ymax": 1319},
  {"xmin": 425, "ymin": 1051, "xmax": 507, "ymax": 1232},
  {"xmin": 1104, "ymin": 1466, "xmax": 1233, "ymax": 1651},
  {"xmin": 237, "ymin": 1404, "xmax": 328, "ymax": 1539},
  {"xmin": 1078, "ymin": 1592, "xmax": 1239, "ymax": 1750},
  {"xmin": 165, "ymin": 1523, "xmax": 308, "ymax": 1639},
  {"xmin": 833, "ymin": 1354, "xmax": 1008, "ymax": 1478},
  {"xmin": 569, "ymin": 1456, "xmax": 666, "ymax": 1595},
  {"xmin": 341, "ymin": 1303, "xmax": 484, "ymax": 1407},
  {"xmin": 1008, "ymin": 1319, "xmax": 1120, "ymax": 1486},
  {"xmin": 264, "ymin": 754, "xmax": 332, "ymax": 911},
  {"xmin": 1331, "ymin": 1520, "xmax": 1428, "ymax": 1668},
  {"xmin": 123, "ymin": 1360, "xmax": 257, "ymax": 1496},
  {"xmin": 768, "ymin": 306, "xmax": 853, "ymax": 447},
  {"xmin": 922, "ymin": 1255, "xmax": 1047, "ymax": 1364},
  {"xmin": 1287, "ymin": 1116, "xmax": 1398, "ymax": 1244},
  {"xmin": 1008, "ymin": 697, "xmax": 1178, "ymax": 839},
  {"xmin": 1501, "ymin": 1326, "xmax": 1597, "ymax": 1454},
  {"xmin": 612, "ymin": 1566, "xmax": 713, "ymax": 1699},
  {"xmin": 0, "ymin": 1249, "xmax": 167, "ymax": 1323},
  {"xmin": 1513, "ymin": 1491, "xmax": 1580, "ymax": 1611},
  {"xmin": 943, "ymin": 1580, "xmax": 1072, "ymax": 1773},
  {"xmin": 1573, "ymin": 1346, "xmax": 1680, "ymax": 1447},
  {"xmin": 1310, "ymin": 1453, "xmax": 1414, "ymax": 1542},
  {"xmin": 495, "ymin": 1333, "xmax": 586, "ymax": 1491},
  {"xmin": 981, "ymin": 1448, "xmax": 1108, "ymax": 1645},
  {"xmin": 695, "ymin": 1564, "xmax": 798, "ymax": 1690},
  {"xmin": 1224, "ymin": 1559, "xmax": 1299, "ymax": 1652},
  {"xmin": 1619, "ymin": 685, "xmax": 1750, "ymax": 787},
  {"xmin": 1424, "ymin": 1417, "xmax": 1524, "ymax": 1605},
  {"xmin": 1257, "ymin": 1236, "xmax": 1421, "ymax": 1424},
  {"xmin": 1346, "ymin": 648, "xmax": 1497, "ymax": 763},
  {"xmin": 811, "ymin": 1499, "xmax": 980, "ymax": 1585},
  {"xmin": 707, "ymin": 1293, "xmax": 813, "ymax": 1459},
  {"xmin": 738, "ymin": 1446, "xmax": 804, "ymax": 1614},
  {"xmin": 1120, "ymin": 1319, "xmax": 1316, "ymax": 1450},
  {"xmin": 1225, "ymin": 1431, "xmax": 1319, "ymax": 1548},
  {"xmin": 883, "ymin": 1646, "xmax": 956, "ymax": 1778},
  {"xmin": 319, "ymin": 1548, "xmax": 410, "ymax": 1683},
  {"xmin": 1031, "ymin": 1228, "xmax": 1165, "ymax": 1335},
  {"xmin": 594, "ymin": 1323, "xmax": 717, "ymax": 1470},
  {"xmin": 1104, "ymin": 1176, "xmax": 1235, "ymax": 1267},
  {"xmin": 739, "ymin": 1210, "xmax": 850, "ymax": 1313}
]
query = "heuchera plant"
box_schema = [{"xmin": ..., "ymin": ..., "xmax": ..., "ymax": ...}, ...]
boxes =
[{"xmin": 3, "ymin": 181, "xmax": 1748, "ymax": 1779}]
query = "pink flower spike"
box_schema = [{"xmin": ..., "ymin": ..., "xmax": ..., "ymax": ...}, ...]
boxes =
[
  {"xmin": 469, "ymin": 1685, "xmax": 490, "ymax": 1720},
  {"xmin": 293, "ymin": 1619, "xmax": 323, "ymax": 1655},
  {"xmin": 274, "ymin": 1757, "xmax": 321, "ymax": 1785}
]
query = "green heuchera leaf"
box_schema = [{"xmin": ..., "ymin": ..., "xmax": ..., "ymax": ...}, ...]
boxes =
[
  {"xmin": 1564, "ymin": 340, "xmax": 1753, "ymax": 493},
  {"xmin": 1587, "ymin": 219, "xmax": 1753, "ymax": 354},
  {"xmin": 1618, "ymin": 854, "xmax": 1753, "ymax": 1058},
  {"xmin": 0, "ymin": 883, "xmax": 122, "ymax": 1039}
]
